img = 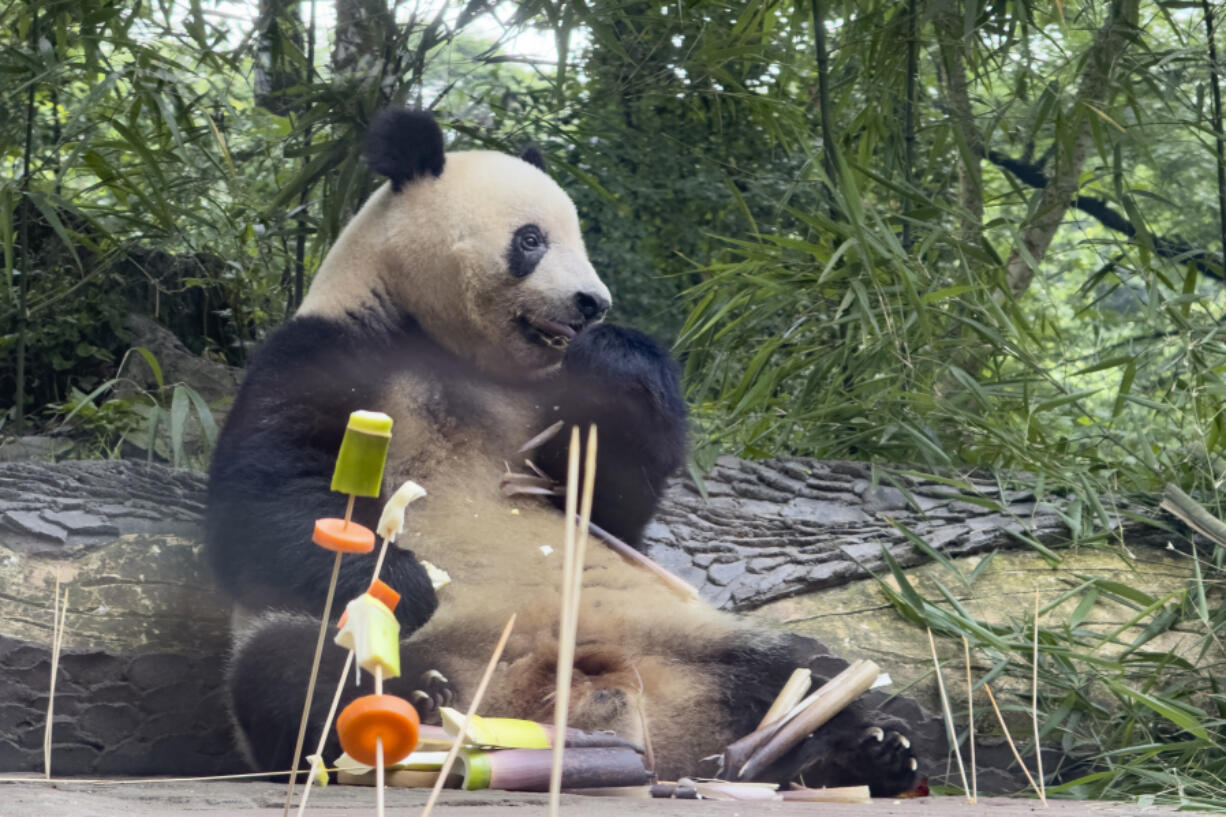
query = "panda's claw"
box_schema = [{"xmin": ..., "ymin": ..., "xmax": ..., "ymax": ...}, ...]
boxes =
[{"xmin": 409, "ymin": 668, "xmax": 456, "ymax": 722}]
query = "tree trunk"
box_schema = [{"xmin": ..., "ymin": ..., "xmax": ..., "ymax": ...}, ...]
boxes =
[{"xmin": 0, "ymin": 457, "xmax": 1171, "ymax": 779}]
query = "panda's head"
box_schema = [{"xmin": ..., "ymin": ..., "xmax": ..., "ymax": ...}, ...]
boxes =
[{"xmin": 299, "ymin": 109, "xmax": 611, "ymax": 377}]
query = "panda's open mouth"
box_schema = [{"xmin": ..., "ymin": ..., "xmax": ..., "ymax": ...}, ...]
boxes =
[{"xmin": 519, "ymin": 314, "xmax": 578, "ymax": 351}]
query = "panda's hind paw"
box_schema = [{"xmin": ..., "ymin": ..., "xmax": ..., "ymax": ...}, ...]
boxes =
[{"xmin": 409, "ymin": 668, "xmax": 455, "ymax": 724}]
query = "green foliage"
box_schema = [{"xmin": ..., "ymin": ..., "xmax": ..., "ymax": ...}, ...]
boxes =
[
  {"xmin": 871, "ymin": 507, "xmax": 1226, "ymax": 808},
  {"xmin": 4, "ymin": 0, "xmax": 1226, "ymax": 802},
  {"xmin": 49, "ymin": 347, "xmax": 219, "ymax": 468}
]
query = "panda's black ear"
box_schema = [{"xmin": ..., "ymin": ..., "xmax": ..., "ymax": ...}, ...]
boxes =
[
  {"xmin": 520, "ymin": 146, "xmax": 547, "ymax": 172},
  {"xmin": 366, "ymin": 108, "xmax": 445, "ymax": 192}
]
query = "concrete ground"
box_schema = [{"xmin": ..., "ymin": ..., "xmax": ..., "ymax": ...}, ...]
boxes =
[{"xmin": 0, "ymin": 778, "xmax": 1186, "ymax": 817}]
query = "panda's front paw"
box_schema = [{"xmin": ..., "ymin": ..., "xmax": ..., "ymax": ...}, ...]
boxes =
[
  {"xmin": 563, "ymin": 324, "xmax": 683, "ymax": 412},
  {"xmin": 769, "ymin": 716, "xmax": 920, "ymax": 797},
  {"xmin": 409, "ymin": 668, "xmax": 455, "ymax": 725},
  {"xmin": 847, "ymin": 725, "xmax": 919, "ymax": 797}
]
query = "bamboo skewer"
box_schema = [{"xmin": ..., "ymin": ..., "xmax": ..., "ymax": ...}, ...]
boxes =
[
  {"xmin": 295, "ymin": 651, "xmax": 356, "ymax": 817},
  {"xmin": 44, "ymin": 581, "xmax": 68, "ymax": 781},
  {"xmin": 283, "ymin": 546, "xmax": 346, "ymax": 817},
  {"xmin": 421, "ymin": 614, "xmax": 516, "ymax": 817},
  {"xmin": 926, "ymin": 628, "xmax": 971, "ymax": 802},
  {"xmin": 985, "ymin": 682, "xmax": 1046, "ymax": 806},
  {"xmin": 1032, "ymin": 590, "xmax": 1046, "ymax": 804},
  {"xmin": 375, "ymin": 664, "xmax": 385, "ymax": 817},
  {"xmin": 963, "ymin": 635, "xmax": 977, "ymax": 803},
  {"xmin": 550, "ymin": 426, "xmax": 597, "ymax": 817}
]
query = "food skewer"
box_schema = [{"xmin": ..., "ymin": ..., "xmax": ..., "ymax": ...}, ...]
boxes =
[
  {"xmin": 296, "ymin": 480, "xmax": 429, "ymax": 816},
  {"xmin": 283, "ymin": 410, "xmax": 392, "ymax": 817}
]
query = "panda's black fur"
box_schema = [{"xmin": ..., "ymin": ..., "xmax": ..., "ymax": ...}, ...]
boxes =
[{"xmin": 206, "ymin": 109, "xmax": 921, "ymax": 795}]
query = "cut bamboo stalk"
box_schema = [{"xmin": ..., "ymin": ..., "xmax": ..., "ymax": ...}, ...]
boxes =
[
  {"xmin": 926, "ymin": 628, "xmax": 971, "ymax": 802},
  {"xmin": 732, "ymin": 658, "xmax": 881, "ymax": 781},
  {"xmin": 420, "ymin": 614, "xmax": 516, "ymax": 817},
  {"xmin": 984, "ymin": 682, "xmax": 1046, "ymax": 806},
  {"xmin": 755, "ymin": 668, "xmax": 813, "ymax": 730},
  {"xmin": 782, "ymin": 784, "xmax": 871, "ymax": 803},
  {"xmin": 691, "ymin": 780, "xmax": 779, "ymax": 800},
  {"xmin": 963, "ymin": 635, "xmax": 977, "ymax": 803}
]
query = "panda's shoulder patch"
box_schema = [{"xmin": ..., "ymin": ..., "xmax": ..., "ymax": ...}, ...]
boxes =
[{"xmin": 365, "ymin": 108, "xmax": 445, "ymax": 192}]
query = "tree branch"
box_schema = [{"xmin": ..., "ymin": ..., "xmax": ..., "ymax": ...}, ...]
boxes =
[
  {"xmin": 985, "ymin": 150, "xmax": 1225, "ymax": 283},
  {"xmin": 1004, "ymin": 0, "xmax": 1140, "ymax": 296}
]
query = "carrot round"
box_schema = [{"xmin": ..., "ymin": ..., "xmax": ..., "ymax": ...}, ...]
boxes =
[
  {"xmin": 312, "ymin": 518, "xmax": 376, "ymax": 553},
  {"xmin": 337, "ymin": 694, "xmax": 420, "ymax": 767}
]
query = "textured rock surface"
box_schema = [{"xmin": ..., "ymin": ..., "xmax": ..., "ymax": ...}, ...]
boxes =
[{"xmin": 0, "ymin": 461, "xmax": 238, "ymax": 775}]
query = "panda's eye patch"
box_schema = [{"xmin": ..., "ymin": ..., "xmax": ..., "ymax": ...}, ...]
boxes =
[
  {"xmin": 508, "ymin": 224, "xmax": 548, "ymax": 279},
  {"xmin": 518, "ymin": 226, "xmax": 545, "ymax": 252}
]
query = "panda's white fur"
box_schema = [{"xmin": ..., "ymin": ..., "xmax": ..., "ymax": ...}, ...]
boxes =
[
  {"xmin": 300, "ymin": 151, "xmax": 607, "ymax": 378},
  {"xmin": 206, "ymin": 109, "xmax": 923, "ymax": 793}
]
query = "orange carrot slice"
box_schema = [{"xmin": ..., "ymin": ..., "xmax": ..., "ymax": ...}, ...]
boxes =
[
  {"xmin": 312, "ymin": 518, "xmax": 376, "ymax": 554},
  {"xmin": 337, "ymin": 694, "xmax": 420, "ymax": 767}
]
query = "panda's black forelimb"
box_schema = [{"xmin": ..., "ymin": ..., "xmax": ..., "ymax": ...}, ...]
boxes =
[
  {"xmin": 536, "ymin": 323, "xmax": 687, "ymax": 547},
  {"xmin": 205, "ymin": 316, "xmax": 439, "ymax": 631}
]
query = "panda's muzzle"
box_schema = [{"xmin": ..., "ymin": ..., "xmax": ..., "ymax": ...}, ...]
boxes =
[{"xmin": 519, "ymin": 313, "xmax": 579, "ymax": 350}]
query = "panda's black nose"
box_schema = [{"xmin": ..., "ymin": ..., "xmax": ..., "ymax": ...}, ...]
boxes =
[{"xmin": 575, "ymin": 291, "xmax": 610, "ymax": 321}]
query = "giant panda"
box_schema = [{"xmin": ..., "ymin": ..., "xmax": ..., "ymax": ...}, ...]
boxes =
[{"xmin": 205, "ymin": 109, "xmax": 921, "ymax": 795}]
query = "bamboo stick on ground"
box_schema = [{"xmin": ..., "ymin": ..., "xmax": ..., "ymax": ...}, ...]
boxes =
[
  {"xmin": 926, "ymin": 627, "xmax": 971, "ymax": 802},
  {"xmin": 782, "ymin": 784, "xmax": 872, "ymax": 803},
  {"xmin": 963, "ymin": 635, "xmax": 977, "ymax": 803},
  {"xmin": 44, "ymin": 582, "xmax": 67, "ymax": 781},
  {"xmin": 1032, "ymin": 590, "xmax": 1046, "ymax": 804},
  {"xmin": 984, "ymin": 682, "xmax": 1046, "ymax": 806}
]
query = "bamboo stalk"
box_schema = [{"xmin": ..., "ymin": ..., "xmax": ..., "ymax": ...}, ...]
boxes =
[
  {"xmin": 926, "ymin": 628, "xmax": 970, "ymax": 802},
  {"xmin": 732, "ymin": 659, "xmax": 880, "ymax": 781},
  {"xmin": 420, "ymin": 614, "xmax": 516, "ymax": 817},
  {"xmin": 755, "ymin": 668, "xmax": 813, "ymax": 731}
]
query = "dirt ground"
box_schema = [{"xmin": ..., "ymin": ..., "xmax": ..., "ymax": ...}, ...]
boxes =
[{"xmin": 0, "ymin": 779, "xmax": 1187, "ymax": 817}]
